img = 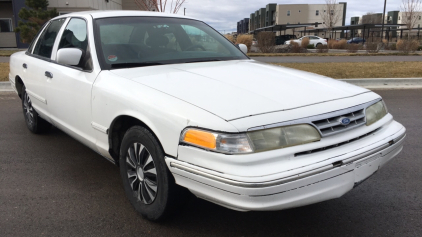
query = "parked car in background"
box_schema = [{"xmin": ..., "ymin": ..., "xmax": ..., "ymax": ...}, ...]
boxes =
[
  {"xmin": 252, "ymin": 38, "xmax": 258, "ymax": 46},
  {"xmin": 285, "ymin": 35, "xmax": 327, "ymax": 47},
  {"xmin": 348, "ymin": 37, "xmax": 366, "ymax": 44},
  {"xmin": 9, "ymin": 11, "xmax": 406, "ymax": 222},
  {"xmin": 275, "ymin": 35, "xmax": 297, "ymax": 45}
]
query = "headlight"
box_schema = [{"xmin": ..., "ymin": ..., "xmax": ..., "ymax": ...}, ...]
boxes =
[
  {"xmin": 181, "ymin": 129, "xmax": 253, "ymax": 154},
  {"xmin": 366, "ymin": 100, "xmax": 388, "ymax": 126},
  {"xmin": 180, "ymin": 124, "xmax": 321, "ymax": 154},
  {"xmin": 248, "ymin": 124, "xmax": 321, "ymax": 152}
]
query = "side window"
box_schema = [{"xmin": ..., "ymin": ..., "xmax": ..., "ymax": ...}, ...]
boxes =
[
  {"xmin": 33, "ymin": 18, "xmax": 66, "ymax": 58},
  {"xmin": 58, "ymin": 18, "xmax": 88, "ymax": 52}
]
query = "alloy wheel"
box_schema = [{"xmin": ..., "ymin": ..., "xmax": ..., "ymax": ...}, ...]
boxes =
[
  {"xmin": 126, "ymin": 143, "xmax": 158, "ymax": 204},
  {"xmin": 23, "ymin": 92, "xmax": 34, "ymax": 125}
]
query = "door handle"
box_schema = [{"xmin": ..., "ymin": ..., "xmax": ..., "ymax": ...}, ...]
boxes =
[
  {"xmin": 45, "ymin": 71, "xmax": 53, "ymax": 79},
  {"xmin": 23, "ymin": 63, "xmax": 27, "ymax": 69}
]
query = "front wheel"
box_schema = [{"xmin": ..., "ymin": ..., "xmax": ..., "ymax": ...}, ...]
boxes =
[
  {"xmin": 119, "ymin": 126, "xmax": 188, "ymax": 221},
  {"xmin": 22, "ymin": 85, "xmax": 51, "ymax": 134}
]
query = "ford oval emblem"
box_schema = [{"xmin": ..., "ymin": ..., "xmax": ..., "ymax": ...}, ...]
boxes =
[{"xmin": 340, "ymin": 117, "xmax": 351, "ymax": 125}]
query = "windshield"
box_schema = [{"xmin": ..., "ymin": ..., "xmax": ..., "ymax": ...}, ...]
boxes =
[{"xmin": 94, "ymin": 17, "xmax": 248, "ymax": 69}]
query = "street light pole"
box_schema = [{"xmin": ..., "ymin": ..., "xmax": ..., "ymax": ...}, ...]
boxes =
[
  {"xmin": 381, "ymin": 0, "xmax": 387, "ymax": 41},
  {"xmin": 184, "ymin": 8, "xmax": 186, "ymax": 16}
]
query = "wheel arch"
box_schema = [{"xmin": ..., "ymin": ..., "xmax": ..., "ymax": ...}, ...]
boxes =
[
  {"xmin": 108, "ymin": 115, "xmax": 166, "ymax": 165},
  {"xmin": 15, "ymin": 76, "xmax": 24, "ymax": 99}
]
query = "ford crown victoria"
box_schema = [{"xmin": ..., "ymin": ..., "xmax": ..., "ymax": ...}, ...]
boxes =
[{"xmin": 9, "ymin": 11, "xmax": 406, "ymax": 221}]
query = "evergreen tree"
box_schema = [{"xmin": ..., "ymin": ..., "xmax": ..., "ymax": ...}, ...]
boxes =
[{"xmin": 15, "ymin": 0, "xmax": 58, "ymax": 43}]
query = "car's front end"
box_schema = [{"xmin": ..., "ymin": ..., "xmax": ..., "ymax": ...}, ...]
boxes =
[
  {"xmin": 94, "ymin": 13, "xmax": 406, "ymax": 214},
  {"xmin": 168, "ymin": 96, "xmax": 405, "ymax": 211}
]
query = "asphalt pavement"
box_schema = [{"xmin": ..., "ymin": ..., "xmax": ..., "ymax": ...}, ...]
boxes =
[
  {"xmin": 252, "ymin": 55, "xmax": 422, "ymax": 63},
  {"xmin": 0, "ymin": 90, "xmax": 421, "ymax": 236}
]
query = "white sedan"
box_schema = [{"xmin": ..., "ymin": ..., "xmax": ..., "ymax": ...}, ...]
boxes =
[
  {"xmin": 9, "ymin": 11, "xmax": 405, "ymax": 221},
  {"xmin": 285, "ymin": 35, "xmax": 327, "ymax": 47}
]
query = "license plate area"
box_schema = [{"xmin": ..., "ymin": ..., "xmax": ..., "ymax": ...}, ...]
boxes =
[{"xmin": 353, "ymin": 153, "xmax": 382, "ymax": 186}]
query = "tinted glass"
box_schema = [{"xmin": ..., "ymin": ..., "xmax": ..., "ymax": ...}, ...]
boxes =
[
  {"xmin": 95, "ymin": 17, "xmax": 248, "ymax": 69},
  {"xmin": 33, "ymin": 18, "xmax": 66, "ymax": 58},
  {"xmin": 58, "ymin": 18, "xmax": 88, "ymax": 51}
]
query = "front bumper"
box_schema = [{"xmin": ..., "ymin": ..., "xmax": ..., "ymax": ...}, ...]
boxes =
[{"xmin": 166, "ymin": 121, "xmax": 406, "ymax": 212}]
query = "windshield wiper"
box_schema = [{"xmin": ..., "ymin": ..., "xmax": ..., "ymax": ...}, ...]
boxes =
[
  {"xmin": 110, "ymin": 62, "xmax": 164, "ymax": 69},
  {"xmin": 185, "ymin": 59, "xmax": 222, "ymax": 63}
]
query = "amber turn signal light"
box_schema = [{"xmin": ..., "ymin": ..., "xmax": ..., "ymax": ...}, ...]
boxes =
[{"xmin": 183, "ymin": 129, "xmax": 216, "ymax": 149}]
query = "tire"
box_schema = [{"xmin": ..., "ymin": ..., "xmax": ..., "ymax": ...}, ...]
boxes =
[
  {"xmin": 119, "ymin": 126, "xmax": 188, "ymax": 221},
  {"xmin": 22, "ymin": 85, "xmax": 51, "ymax": 134},
  {"xmin": 316, "ymin": 43, "xmax": 322, "ymax": 48}
]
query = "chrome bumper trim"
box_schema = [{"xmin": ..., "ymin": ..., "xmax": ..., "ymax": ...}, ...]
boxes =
[{"xmin": 171, "ymin": 133, "xmax": 406, "ymax": 189}]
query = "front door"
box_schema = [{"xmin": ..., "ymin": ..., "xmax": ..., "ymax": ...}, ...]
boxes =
[{"xmin": 45, "ymin": 17, "xmax": 99, "ymax": 150}]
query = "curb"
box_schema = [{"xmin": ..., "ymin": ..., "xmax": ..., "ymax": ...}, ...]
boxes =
[
  {"xmin": 1, "ymin": 79, "xmax": 422, "ymax": 92},
  {"xmin": 0, "ymin": 81, "xmax": 13, "ymax": 91}
]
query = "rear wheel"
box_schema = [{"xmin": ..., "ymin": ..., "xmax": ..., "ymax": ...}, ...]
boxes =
[
  {"xmin": 316, "ymin": 43, "xmax": 322, "ymax": 48},
  {"xmin": 22, "ymin": 86, "xmax": 51, "ymax": 134},
  {"xmin": 119, "ymin": 126, "xmax": 188, "ymax": 221}
]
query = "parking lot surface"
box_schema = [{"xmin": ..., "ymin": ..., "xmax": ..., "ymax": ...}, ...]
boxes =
[{"xmin": 0, "ymin": 90, "xmax": 421, "ymax": 236}]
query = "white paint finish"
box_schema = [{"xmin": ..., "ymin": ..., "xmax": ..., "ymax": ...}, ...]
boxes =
[
  {"xmin": 91, "ymin": 122, "xmax": 108, "ymax": 134},
  {"xmin": 9, "ymin": 52, "xmax": 51, "ymax": 120},
  {"xmin": 25, "ymin": 89, "xmax": 47, "ymax": 104},
  {"xmin": 238, "ymin": 44, "xmax": 248, "ymax": 54},
  {"xmin": 229, "ymin": 92, "xmax": 380, "ymax": 131},
  {"xmin": 8, "ymin": 11, "xmax": 407, "ymax": 212},
  {"xmin": 92, "ymin": 71, "xmax": 239, "ymax": 157},
  {"xmin": 286, "ymin": 36, "xmax": 327, "ymax": 47},
  {"xmin": 113, "ymin": 60, "xmax": 368, "ymax": 121},
  {"xmin": 168, "ymin": 137, "xmax": 403, "ymax": 211},
  {"xmin": 56, "ymin": 48, "xmax": 83, "ymax": 66},
  {"xmin": 177, "ymin": 118, "xmax": 403, "ymax": 178}
]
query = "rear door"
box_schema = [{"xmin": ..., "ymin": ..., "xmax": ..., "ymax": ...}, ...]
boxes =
[{"xmin": 23, "ymin": 18, "xmax": 66, "ymax": 120}]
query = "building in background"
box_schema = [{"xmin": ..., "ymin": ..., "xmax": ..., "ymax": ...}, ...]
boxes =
[
  {"xmin": 237, "ymin": 18, "xmax": 249, "ymax": 34},
  {"xmin": 245, "ymin": 2, "xmax": 347, "ymax": 38},
  {"xmin": 0, "ymin": 0, "xmax": 150, "ymax": 48}
]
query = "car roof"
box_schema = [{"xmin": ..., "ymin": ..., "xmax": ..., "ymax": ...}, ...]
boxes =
[{"xmin": 52, "ymin": 10, "xmax": 195, "ymax": 20}]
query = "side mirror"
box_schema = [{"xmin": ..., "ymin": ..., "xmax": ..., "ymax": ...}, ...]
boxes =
[
  {"xmin": 57, "ymin": 48, "xmax": 83, "ymax": 66},
  {"xmin": 237, "ymin": 44, "xmax": 248, "ymax": 54}
]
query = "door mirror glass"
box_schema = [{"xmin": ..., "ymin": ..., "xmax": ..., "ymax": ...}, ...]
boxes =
[{"xmin": 56, "ymin": 48, "xmax": 83, "ymax": 66}]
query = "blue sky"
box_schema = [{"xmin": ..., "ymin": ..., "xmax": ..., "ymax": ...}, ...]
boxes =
[{"xmin": 177, "ymin": 0, "xmax": 403, "ymax": 33}]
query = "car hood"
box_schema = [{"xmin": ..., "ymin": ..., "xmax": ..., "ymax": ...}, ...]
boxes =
[{"xmin": 111, "ymin": 60, "xmax": 369, "ymax": 121}]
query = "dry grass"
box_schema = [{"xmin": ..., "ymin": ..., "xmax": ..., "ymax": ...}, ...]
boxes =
[
  {"xmin": 331, "ymin": 40, "xmax": 348, "ymax": 49},
  {"xmin": 0, "ymin": 63, "xmax": 9, "ymax": 81},
  {"xmin": 397, "ymin": 39, "xmax": 419, "ymax": 54},
  {"xmin": 301, "ymin": 37, "xmax": 310, "ymax": 48},
  {"xmin": 236, "ymin": 34, "xmax": 253, "ymax": 52},
  {"xmin": 0, "ymin": 50, "xmax": 22, "ymax": 57},
  {"xmin": 272, "ymin": 62, "xmax": 422, "ymax": 79},
  {"xmin": 224, "ymin": 35, "xmax": 236, "ymax": 43},
  {"xmin": 248, "ymin": 52, "xmax": 421, "ymax": 57}
]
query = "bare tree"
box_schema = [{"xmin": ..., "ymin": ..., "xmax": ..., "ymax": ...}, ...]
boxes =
[
  {"xmin": 401, "ymin": 0, "xmax": 422, "ymax": 39},
  {"xmin": 133, "ymin": 0, "xmax": 186, "ymax": 13},
  {"xmin": 321, "ymin": 0, "xmax": 341, "ymax": 39}
]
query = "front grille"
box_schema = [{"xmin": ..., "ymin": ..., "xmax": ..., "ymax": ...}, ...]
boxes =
[
  {"xmin": 295, "ymin": 128, "xmax": 380, "ymax": 157},
  {"xmin": 311, "ymin": 108, "xmax": 366, "ymax": 137}
]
